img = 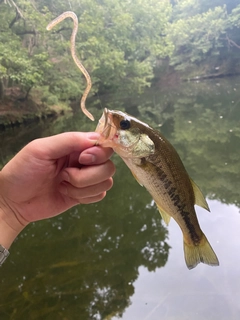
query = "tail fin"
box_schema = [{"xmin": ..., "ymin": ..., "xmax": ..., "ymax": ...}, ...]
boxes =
[{"xmin": 184, "ymin": 234, "xmax": 219, "ymax": 270}]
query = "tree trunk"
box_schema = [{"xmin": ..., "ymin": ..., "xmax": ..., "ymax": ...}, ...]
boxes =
[
  {"xmin": 0, "ymin": 80, "xmax": 4, "ymax": 100},
  {"xmin": 24, "ymin": 86, "xmax": 32, "ymax": 100}
]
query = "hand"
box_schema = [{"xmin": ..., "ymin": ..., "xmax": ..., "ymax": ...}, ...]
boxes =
[{"xmin": 0, "ymin": 132, "xmax": 115, "ymax": 248}]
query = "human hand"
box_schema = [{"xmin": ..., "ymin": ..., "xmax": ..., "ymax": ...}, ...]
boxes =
[{"xmin": 0, "ymin": 132, "xmax": 115, "ymax": 248}]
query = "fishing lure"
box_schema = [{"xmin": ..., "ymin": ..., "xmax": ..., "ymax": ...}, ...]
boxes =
[{"xmin": 47, "ymin": 11, "xmax": 94, "ymax": 121}]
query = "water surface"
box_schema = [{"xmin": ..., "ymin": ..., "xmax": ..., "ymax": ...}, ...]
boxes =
[{"xmin": 0, "ymin": 78, "xmax": 240, "ymax": 319}]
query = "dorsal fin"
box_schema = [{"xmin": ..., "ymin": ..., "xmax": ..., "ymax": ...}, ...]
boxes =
[
  {"xmin": 190, "ymin": 178, "xmax": 210, "ymax": 212},
  {"xmin": 156, "ymin": 203, "xmax": 171, "ymax": 225}
]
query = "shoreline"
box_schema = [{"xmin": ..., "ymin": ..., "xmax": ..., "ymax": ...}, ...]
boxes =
[{"xmin": 0, "ymin": 98, "xmax": 72, "ymax": 130}]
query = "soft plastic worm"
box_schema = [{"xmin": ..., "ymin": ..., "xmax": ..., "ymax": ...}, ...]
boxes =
[{"xmin": 47, "ymin": 11, "xmax": 94, "ymax": 121}]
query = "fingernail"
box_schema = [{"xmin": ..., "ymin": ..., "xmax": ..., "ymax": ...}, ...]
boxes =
[
  {"xmin": 87, "ymin": 132, "xmax": 100, "ymax": 141},
  {"xmin": 79, "ymin": 153, "xmax": 96, "ymax": 164}
]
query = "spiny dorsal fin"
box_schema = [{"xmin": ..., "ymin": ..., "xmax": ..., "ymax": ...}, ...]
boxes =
[
  {"xmin": 156, "ymin": 203, "xmax": 171, "ymax": 225},
  {"xmin": 190, "ymin": 178, "xmax": 210, "ymax": 212}
]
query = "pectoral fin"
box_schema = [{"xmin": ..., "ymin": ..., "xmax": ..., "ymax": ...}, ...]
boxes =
[
  {"xmin": 156, "ymin": 203, "xmax": 171, "ymax": 225},
  {"xmin": 190, "ymin": 178, "xmax": 210, "ymax": 212}
]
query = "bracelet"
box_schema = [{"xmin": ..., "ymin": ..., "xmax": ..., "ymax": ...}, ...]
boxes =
[{"xmin": 0, "ymin": 244, "xmax": 9, "ymax": 266}]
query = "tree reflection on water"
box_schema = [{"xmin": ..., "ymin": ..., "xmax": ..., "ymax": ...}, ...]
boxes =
[{"xmin": 1, "ymin": 78, "xmax": 240, "ymax": 319}]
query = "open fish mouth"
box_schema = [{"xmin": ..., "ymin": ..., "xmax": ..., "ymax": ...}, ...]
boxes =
[{"xmin": 95, "ymin": 108, "xmax": 117, "ymax": 146}]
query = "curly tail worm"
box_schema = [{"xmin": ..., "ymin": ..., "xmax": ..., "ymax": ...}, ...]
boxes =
[{"xmin": 47, "ymin": 11, "xmax": 94, "ymax": 121}]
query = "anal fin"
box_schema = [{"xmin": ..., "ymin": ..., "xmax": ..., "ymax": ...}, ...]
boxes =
[{"xmin": 156, "ymin": 203, "xmax": 171, "ymax": 226}]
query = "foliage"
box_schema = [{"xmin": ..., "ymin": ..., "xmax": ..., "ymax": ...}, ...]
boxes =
[
  {"xmin": 0, "ymin": 0, "xmax": 172, "ymax": 103},
  {"xmin": 167, "ymin": 0, "xmax": 240, "ymax": 76},
  {"xmin": 1, "ymin": 0, "xmax": 240, "ymax": 104},
  {"xmin": 0, "ymin": 1, "xmax": 52, "ymax": 99},
  {"xmin": 167, "ymin": 5, "xmax": 228, "ymax": 70}
]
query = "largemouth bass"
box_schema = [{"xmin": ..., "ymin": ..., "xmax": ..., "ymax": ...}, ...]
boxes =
[{"xmin": 95, "ymin": 108, "xmax": 219, "ymax": 269}]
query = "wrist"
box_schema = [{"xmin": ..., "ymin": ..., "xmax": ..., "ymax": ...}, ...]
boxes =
[{"xmin": 0, "ymin": 202, "xmax": 25, "ymax": 249}]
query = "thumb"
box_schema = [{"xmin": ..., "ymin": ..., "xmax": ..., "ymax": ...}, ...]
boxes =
[{"xmin": 29, "ymin": 132, "xmax": 100, "ymax": 160}]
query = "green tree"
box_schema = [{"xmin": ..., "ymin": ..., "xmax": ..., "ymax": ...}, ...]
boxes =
[
  {"xmin": 167, "ymin": 4, "xmax": 228, "ymax": 71},
  {"xmin": 0, "ymin": 0, "xmax": 173, "ymax": 104},
  {"xmin": 0, "ymin": 0, "xmax": 52, "ymax": 100},
  {"xmin": 167, "ymin": 0, "xmax": 240, "ymax": 77},
  {"xmin": 45, "ymin": 0, "xmax": 172, "ymax": 96}
]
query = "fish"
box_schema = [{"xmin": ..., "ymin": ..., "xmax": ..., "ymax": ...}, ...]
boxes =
[{"xmin": 95, "ymin": 108, "xmax": 219, "ymax": 269}]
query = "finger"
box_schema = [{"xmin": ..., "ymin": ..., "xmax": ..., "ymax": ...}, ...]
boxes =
[
  {"xmin": 59, "ymin": 192, "xmax": 108, "ymax": 206},
  {"xmin": 79, "ymin": 146, "xmax": 114, "ymax": 165},
  {"xmin": 62, "ymin": 160, "xmax": 116, "ymax": 188},
  {"xmin": 59, "ymin": 178, "xmax": 113, "ymax": 199},
  {"xmin": 78, "ymin": 192, "xmax": 107, "ymax": 204},
  {"xmin": 27, "ymin": 132, "xmax": 100, "ymax": 160}
]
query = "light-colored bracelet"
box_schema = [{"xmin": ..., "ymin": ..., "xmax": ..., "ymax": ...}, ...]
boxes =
[{"xmin": 0, "ymin": 244, "xmax": 9, "ymax": 266}]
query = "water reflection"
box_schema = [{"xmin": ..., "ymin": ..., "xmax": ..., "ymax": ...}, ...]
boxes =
[
  {"xmin": 0, "ymin": 160, "xmax": 169, "ymax": 319},
  {"xmin": 118, "ymin": 201, "xmax": 240, "ymax": 320},
  {"xmin": 0, "ymin": 78, "xmax": 240, "ymax": 319}
]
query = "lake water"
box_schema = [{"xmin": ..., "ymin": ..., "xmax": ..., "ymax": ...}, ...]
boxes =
[{"xmin": 0, "ymin": 78, "xmax": 240, "ymax": 320}]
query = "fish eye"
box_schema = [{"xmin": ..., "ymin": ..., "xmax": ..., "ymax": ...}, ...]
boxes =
[{"xmin": 120, "ymin": 119, "xmax": 131, "ymax": 130}]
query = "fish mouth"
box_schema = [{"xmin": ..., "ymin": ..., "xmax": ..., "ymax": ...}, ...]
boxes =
[
  {"xmin": 103, "ymin": 108, "xmax": 109, "ymax": 132},
  {"xmin": 95, "ymin": 108, "xmax": 117, "ymax": 146}
]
